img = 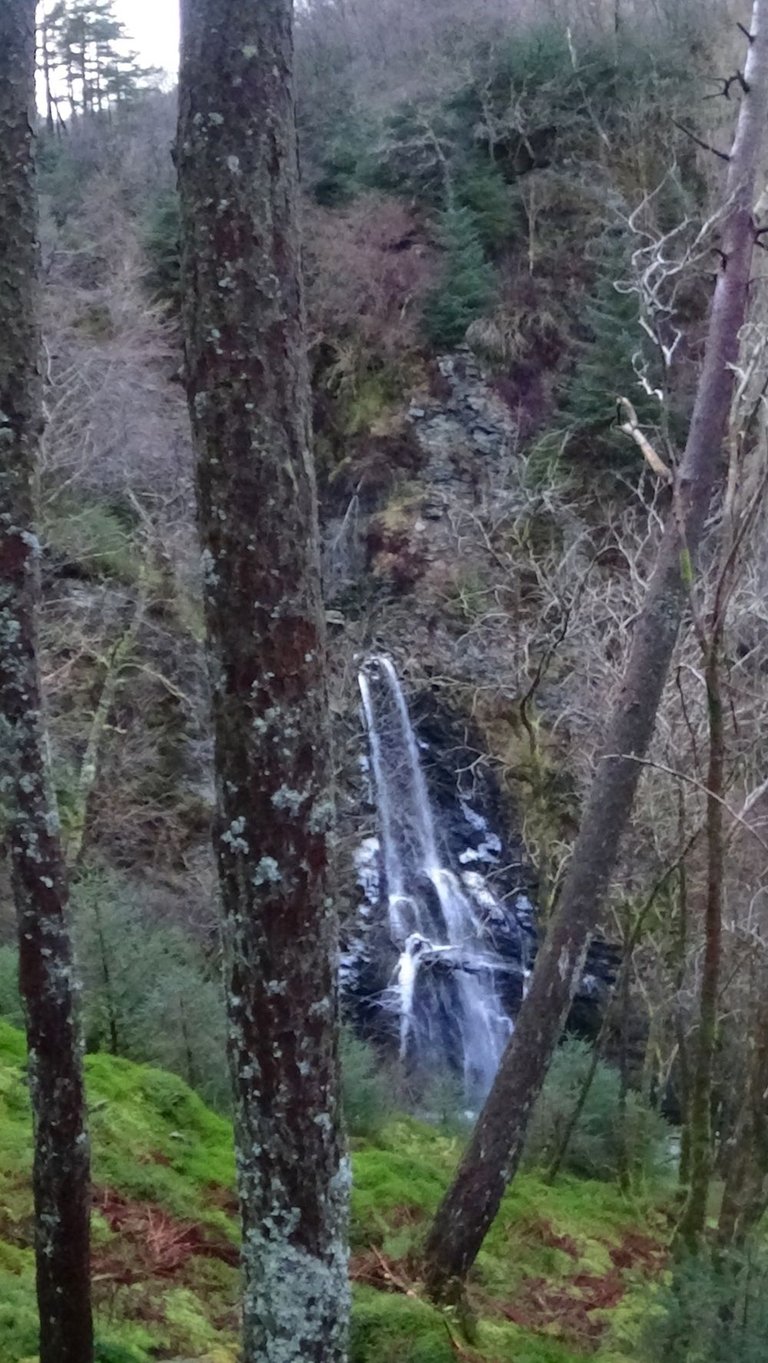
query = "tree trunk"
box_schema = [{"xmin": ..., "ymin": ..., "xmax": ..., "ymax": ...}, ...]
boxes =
[
  {"xmin": 675, "ymin": 839, "xmax": 693, "ymax": 1189},
  {"xmin": 41, "ymin": 16, "xmax": 55, "ymax": 136},
  {"xmin": 675, "ymin": 638, "xmax": 725, "ymax": 1252},
  {"xmin": 176, "ymin": 4, "xmax": 349, "ymax": 1362},
  {"xmin": 0, "ymin": 5, "xmax": 94, "ymax": 1362},
  {"xmin": 423, "ymin": 4, "xmax": 768, "ymax": 1300},
  {"xmin": 717, "ymin": 988, "xmax": 768, "ymax": 1250},
  {"xmin": 616, "ymin": 936, "xmax": 632, "ymax": 1195}
]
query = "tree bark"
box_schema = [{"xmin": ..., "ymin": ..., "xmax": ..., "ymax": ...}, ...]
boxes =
[
  {"xmin": 675, "ymin": 639, "xmax": 724, "ymax": 1252},
  {"xmin": 616, "ymin": 935, "xmax": 632, "ymax": 1195},
  {"xmin": 717, "ymin": 986, "xmax": 768, "ymax": 1250},
  {"xmin": 41, "ymin": 13, "xmax": 55, "ymax": 136},
  {"xmin": 675, "ymin": 831, "xmax": 692, "ymax": 1189},
  {"xmin": 423, "ymin": 3, "xmax": 768, "ymax": 1299},
  {"xmin": 177, "ymin": 4, "xmax": 349, "ymax": 1362},
  {"xmin": 0, "ymin": 5, "xmax": 94, "ymax": 1361}
]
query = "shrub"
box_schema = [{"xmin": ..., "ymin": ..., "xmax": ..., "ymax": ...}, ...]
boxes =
[
  {"xmin": 341, "ymin": 1030, "xmax": 393, "ymax": 1139},
  {"xmin": 311, "ymin": 113, "xmax": 379, "ymax": 206},
  {"xmin": 72, "ymin": 871, "xmax": 231, "ymax": 1111},
  {"xmin": 635, "ymin": 1248, "xmax": 768, "ymax": 1363},
  {"xmin": 42, "ymin": 498, "xmax": 144, "ymax": 584},
  {"xmin": 0, "ymin": 948, "xmax": 24, "ymax": 1029},
  {"xmin": 524, "ymin": 1035, "xmax": 670, "ymax": 1182},
  {"xmin": 143, "ymin": 190, "xmax": 180, "ymax": 305},
  {"xmin": 371, "ymin": 99, "xmax": 459, "ymax": 204}
]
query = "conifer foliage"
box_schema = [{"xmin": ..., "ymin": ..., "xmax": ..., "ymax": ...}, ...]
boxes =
[
  {"xmin": 425, "ymin": 206, "xmax": 496, "ymax": 348},
  {"xmin": 38, "ymin": 0, "xmax": 160, "ymax": 127},
  {"xmin": 560, "ymin": 237, "xmax": 662, "ymax": 461}
]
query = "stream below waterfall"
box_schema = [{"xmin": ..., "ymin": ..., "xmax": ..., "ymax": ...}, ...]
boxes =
[{"xmin": 357, "ymin": 655, "xmax": 522, "ymax": 1105}]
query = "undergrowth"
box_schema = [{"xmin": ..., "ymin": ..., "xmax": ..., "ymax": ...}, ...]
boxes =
[{"xmin": 0, "ymin": 1022, "xmax": 674, "ymax": 1362}]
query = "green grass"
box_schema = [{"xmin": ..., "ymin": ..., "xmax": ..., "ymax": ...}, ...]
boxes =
[{"xmin": 0, "ymin": 1022, "xmax": 669, "ymax": 1362}]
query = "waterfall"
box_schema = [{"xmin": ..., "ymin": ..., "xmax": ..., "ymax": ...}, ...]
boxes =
[{"xmin": 358, "ymin": 655, "xmax": 513, "ymax": 1105}]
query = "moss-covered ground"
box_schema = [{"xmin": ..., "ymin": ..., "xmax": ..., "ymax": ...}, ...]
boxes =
[{"xmin": 0, "ymin": 1023, "xmax": 667, "ymax": 1362}]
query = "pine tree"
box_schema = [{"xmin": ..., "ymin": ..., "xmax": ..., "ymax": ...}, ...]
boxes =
[
  {"xmin": 424, "ymin": 206, "xmax": 496, "ymax": 348},
  {"xmin": 42, "ymin": 0, "xmax": 159, "ymax": 120}
]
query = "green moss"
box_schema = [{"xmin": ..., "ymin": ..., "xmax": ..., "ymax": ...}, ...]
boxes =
[
  {"xmin": 0, "ymin": 1024, "xmax": 669, "ymax": 1363},
  {"xmin": 343, "ymin": 372, "xmax": 398, "ymax": 435},
  {"xmin": 351, "ymin": 1289, "xmax": 589, "ymax": 1363},
  {"xmin": 161, "ymin": 1286, "xmax": 233, "ymax": 1356},
  {"xmin": 0, "ymin": 1022, "xmax": 27, "ymax": 1066},
  {"xmin": 477, "ymin": 1320, "xmax": 587, "ymax": 1362},
  {"xmin": 0, "ymin": 1024, "xmax": 238, "ymax": 1362},
  {"xmin": 351, "ymin": 1287, "xmax": 455, "ymax": 1363},
  {"xmin": 86, "ymin": 1055, "xmax": 236, "ymax": 1236},
  {"xmin": 478, "ymin": 1172, "xmax": 642, "ymax": 1295}
]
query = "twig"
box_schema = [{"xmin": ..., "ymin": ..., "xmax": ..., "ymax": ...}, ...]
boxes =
[
  {"xmin": 673, "ymin": 120, "xmax": 730, "ymax": 162},
  {"xmin": 602, "ymin": 753, "xmax": 768, "ymax": 855},
  {"xmin": 369, "ymin": 1246, "xmax": 420, "ymax": 1300}
]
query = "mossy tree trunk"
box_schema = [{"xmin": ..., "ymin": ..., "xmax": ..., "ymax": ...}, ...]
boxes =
[
  {"xmin": 0, "ymin": 5, "xmax": 94, "ymax": 1362},
  {"xmin": 176, "ymin": 4, "xmax": 349, "ymax": 1362},
  {"xmin": 423, "ymin": 4, "xmax": 768, "ymax": 1299}
]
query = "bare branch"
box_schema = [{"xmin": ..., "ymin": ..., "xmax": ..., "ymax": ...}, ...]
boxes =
[{"xmin": 616, "ymin": 397, "xmax": 674, "ymax": 483}]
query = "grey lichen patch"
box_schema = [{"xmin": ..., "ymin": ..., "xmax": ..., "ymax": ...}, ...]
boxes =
[
  {"xmin": 241, "ymin": 1223, "xmax": 349, "ymax": 1363},
  {"xmin": 252, "ymin": 855, "xmax": 282, "ymax": 886},
  {"xmin": 271, "ymin": 783, "xmax": 311, "ymax": 816},
  {"xmin": 221, "ymin": 816, "xmax": 250, "ymax": 854},
  {"xmin": 308, "ymin": 797, "xmax": 334, "ymax": 835},
  {"xmin": 201, "ymin": 545, "xmax": 219, "ymax": 588}
]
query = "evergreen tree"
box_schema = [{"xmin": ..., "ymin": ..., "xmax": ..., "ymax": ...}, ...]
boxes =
[
  {"xmin": 424, "ymin": 206, "xmax": 496, "ymax": 348},
  {"xmin": 41, "ymin": 0, "xmax": 159, "ymax": 121},
  {"xmin": 560, "ymin": 238, "xmax": 662, "ymax": 461}
]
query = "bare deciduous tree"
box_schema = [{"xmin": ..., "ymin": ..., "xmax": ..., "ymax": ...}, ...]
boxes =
[{"xmin": 423, "ymin": 4, "xmax": 768, "ymax": 1298}]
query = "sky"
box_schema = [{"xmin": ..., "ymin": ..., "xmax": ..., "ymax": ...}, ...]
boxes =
[{"xmin": 116, "ymin": 0, "xmax": 180, "ymax": 80}]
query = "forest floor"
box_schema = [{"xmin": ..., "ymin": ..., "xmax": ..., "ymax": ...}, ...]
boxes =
[{"xmin": 0, "ymin": 1020, "xmax": 674, "ymax": 1363}]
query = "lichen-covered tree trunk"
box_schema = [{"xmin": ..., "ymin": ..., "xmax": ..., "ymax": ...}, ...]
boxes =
[
  {"xmin": 0, "ymin": 5, "xmax": 94, "ymax": 1362},
  {"xmin": 424, "ymin": 2, "xmax": 768, "ymax": 1299},
  {"xmin": 176, "ymin": 4, "xmax": 349, "ymax": 1362}
]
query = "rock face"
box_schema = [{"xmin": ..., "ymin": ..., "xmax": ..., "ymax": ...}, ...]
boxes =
[
  {"xmin": 322, "ymin": 349, "xmax": 620, "ymax": 1097},
  {"xmin": 342, "ymin": 660, "xmax": 618, "ymax": 1101},
  {"xmin": 407, "ymin": 350, "xmax": 518, "ymax": 485}
]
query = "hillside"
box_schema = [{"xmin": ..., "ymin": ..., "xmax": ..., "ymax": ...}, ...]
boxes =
[
  {"xmin": 4, "ymin": 2, "xmax": 768, "ymax": 1361},
  {"xmin": 0, "ymin": 1020, "xmax": 672, "ymax": 1363}
]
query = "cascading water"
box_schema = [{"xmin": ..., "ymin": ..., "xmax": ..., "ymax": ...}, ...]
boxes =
[{"xmin": 358, "ymin": 655, "xmax": 514, "ymax": 1104}]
